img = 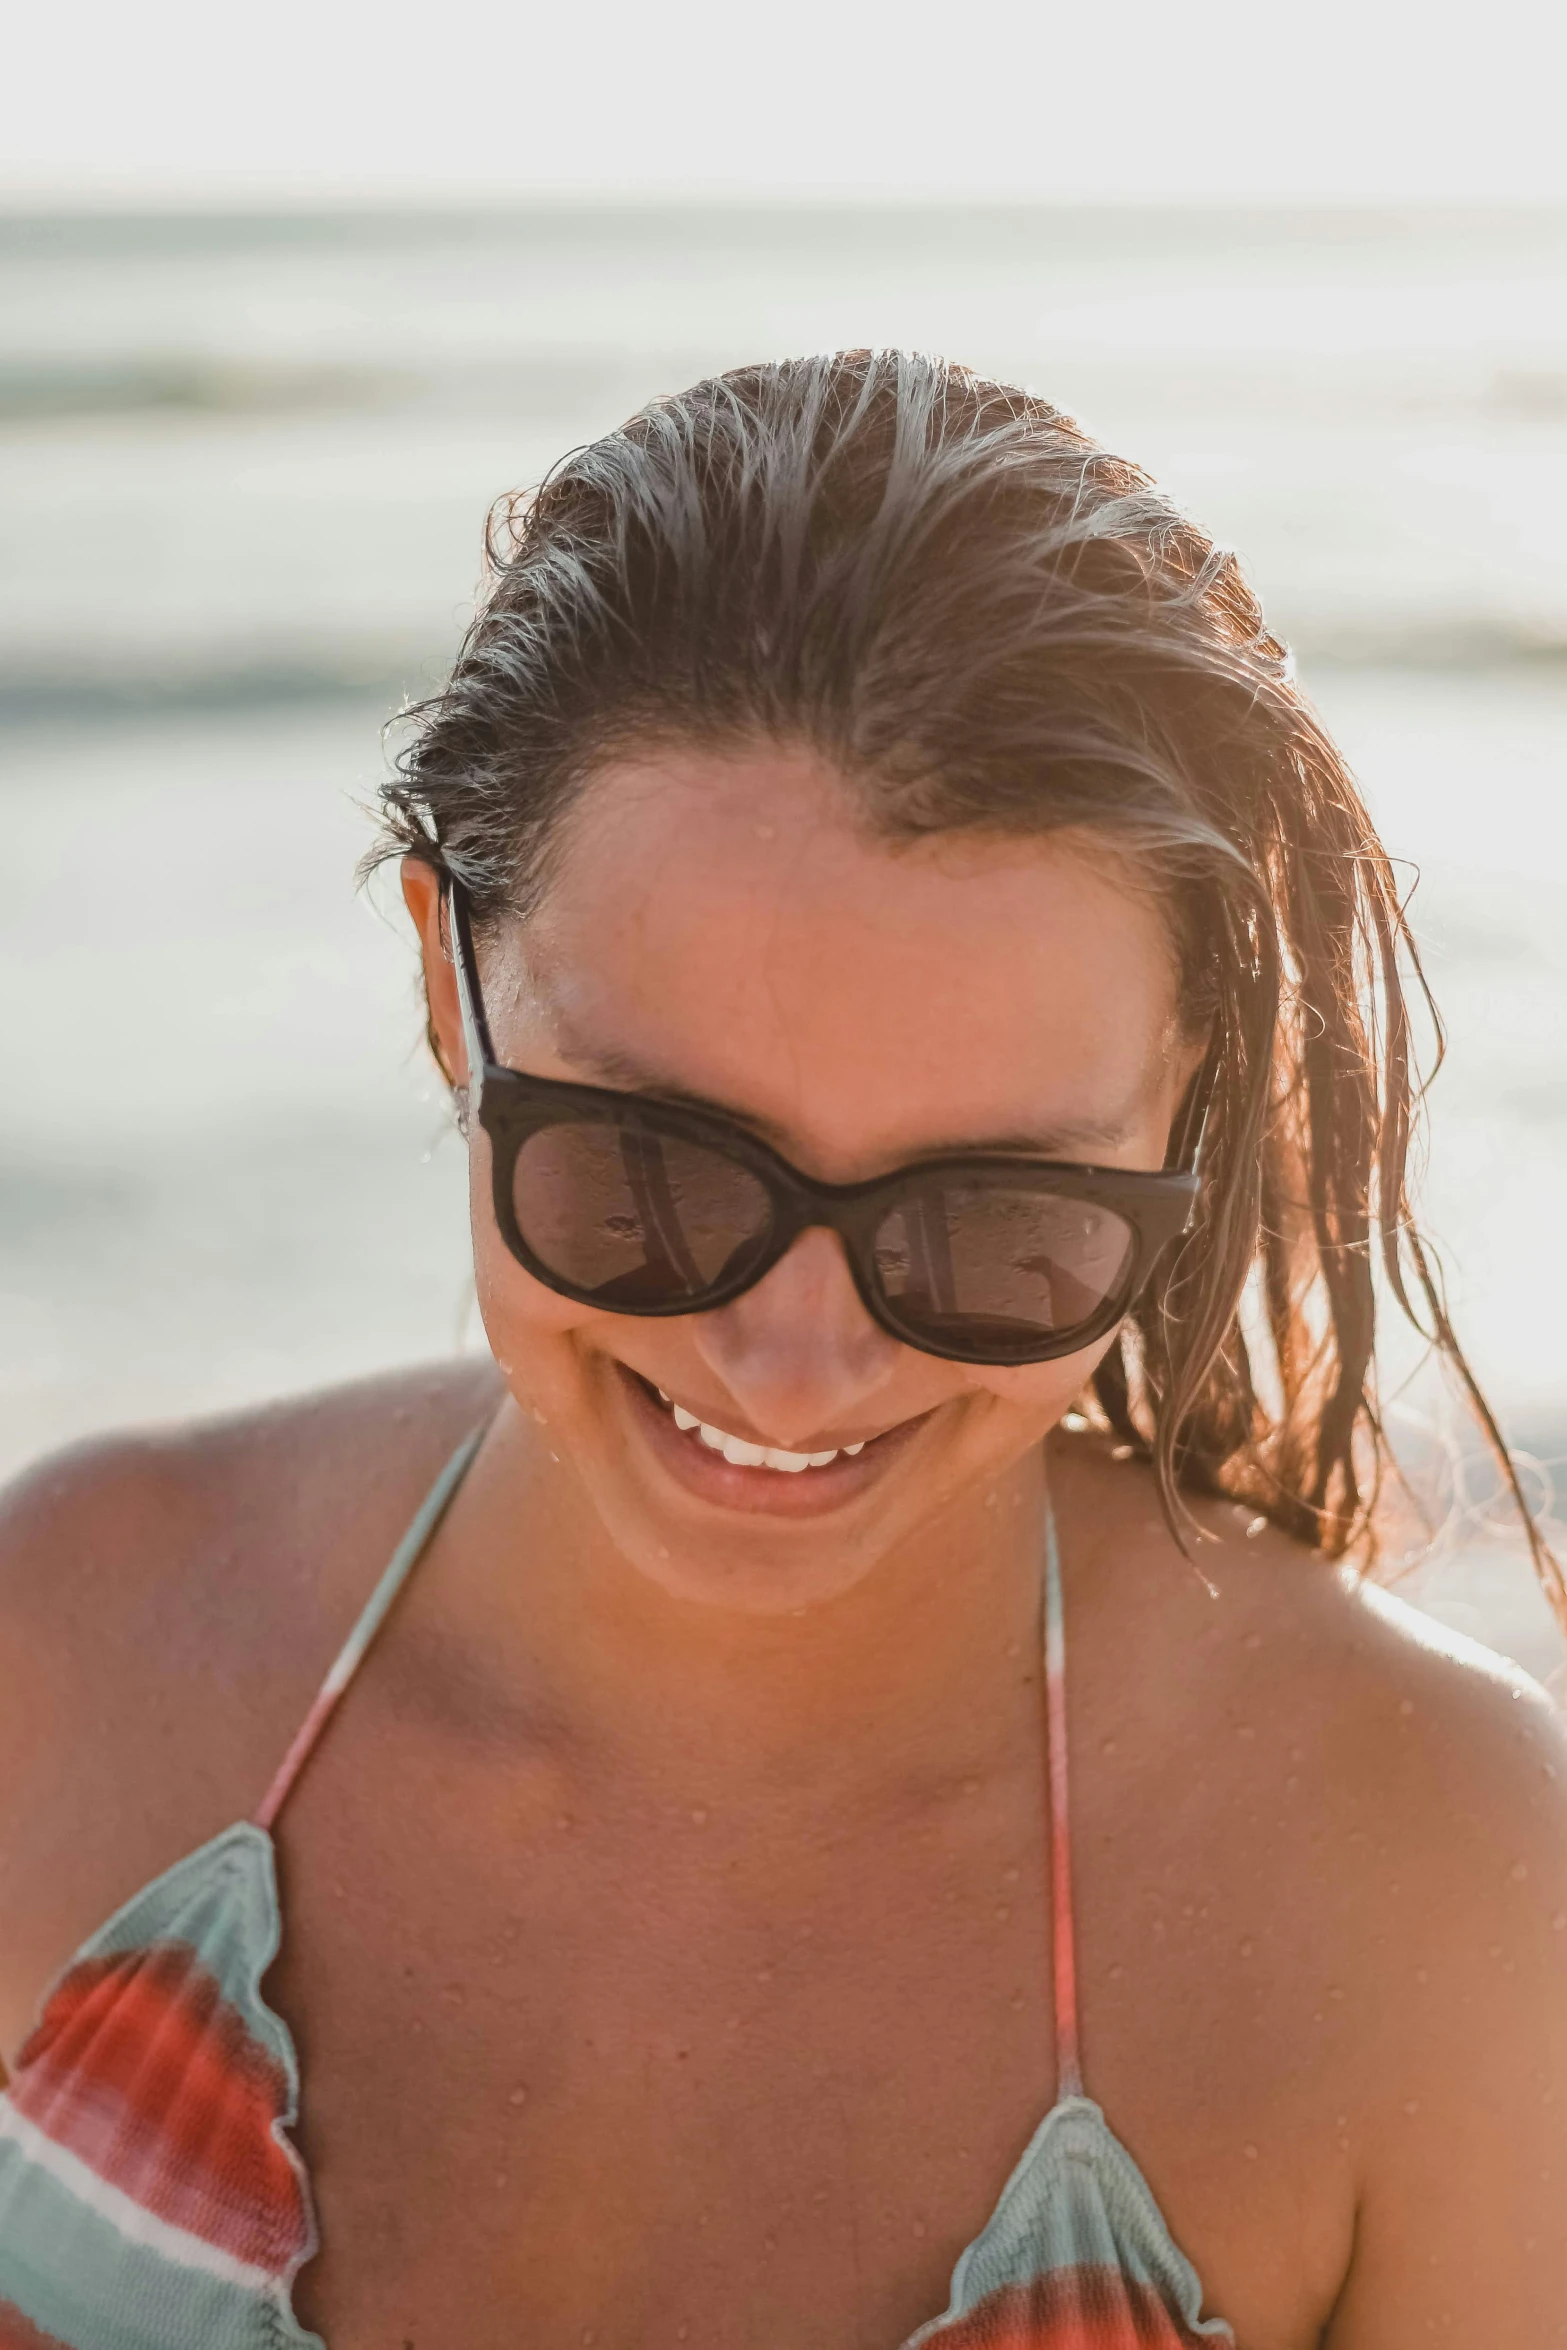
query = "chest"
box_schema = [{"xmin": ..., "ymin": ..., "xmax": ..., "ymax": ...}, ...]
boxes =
[{"xmin": 268, "ymin": 1727, "xmax": 1347, "ymax": 2350}]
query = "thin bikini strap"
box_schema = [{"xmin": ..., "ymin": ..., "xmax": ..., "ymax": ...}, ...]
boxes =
[
  {"xmin": 1042, "ymin": 1499, "xmax": 1084, "ymax": 2102},
  {"xmin": 253, "ymin": 1424, "xmax": 487, "ymax": 1832}
]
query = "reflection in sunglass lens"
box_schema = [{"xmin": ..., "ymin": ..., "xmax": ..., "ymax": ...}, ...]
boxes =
[
  {"xmin": 871, "ymin": 1182, "xmax": 1135, "ymax": 1354},
  {"xmin": 510, "ymin": 1116, "xmax": 775, "ymax": 1307}
]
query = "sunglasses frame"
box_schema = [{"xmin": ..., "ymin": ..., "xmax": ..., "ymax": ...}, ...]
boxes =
[{"xmin": 446, "ymin": 878, "xmax": 1209, "ymax": 1366}]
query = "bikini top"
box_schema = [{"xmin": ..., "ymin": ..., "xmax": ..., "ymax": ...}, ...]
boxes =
[{"xmin": 0, "ymin": 1431, "xmax": 1234, "ymax": 2350}]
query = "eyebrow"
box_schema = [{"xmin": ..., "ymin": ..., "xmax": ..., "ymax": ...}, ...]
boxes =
[{"xmin": 549, "ymin": 1027, "xmax": 1146, "ymax": 1164}]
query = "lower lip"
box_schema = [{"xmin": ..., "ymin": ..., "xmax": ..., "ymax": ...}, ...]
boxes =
[{"xmin": 614, "ymin": 1364, "xmax": 930, "ymax": 1518}]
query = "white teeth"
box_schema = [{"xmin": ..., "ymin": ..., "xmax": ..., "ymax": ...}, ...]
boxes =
[{"xmin": 654, "ymin": 1386, "xmax": 871, "ymax": 1473}]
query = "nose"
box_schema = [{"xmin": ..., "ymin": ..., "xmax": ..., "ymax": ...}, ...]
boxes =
[{"xmin": 687, "ymin": 1226, "xmax": 906, "ymax": 1446}]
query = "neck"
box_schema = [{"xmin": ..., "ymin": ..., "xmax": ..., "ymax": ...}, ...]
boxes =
[{"xmin": 434, "ymin": 1404, "xmax": 1053, "ymax": 1802}]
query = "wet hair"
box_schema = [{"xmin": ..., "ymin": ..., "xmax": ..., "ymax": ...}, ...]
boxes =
[{"xmin": 374, "ymin": 348, "xmax": 1557, "ymax": 1606}]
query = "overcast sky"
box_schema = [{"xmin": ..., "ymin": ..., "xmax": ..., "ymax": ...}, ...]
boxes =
[{"xmin": 6, "ymin": 0, "xmax": 1566, "ymax": 206}]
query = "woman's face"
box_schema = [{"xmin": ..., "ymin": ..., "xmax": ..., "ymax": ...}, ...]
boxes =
[{"xmin": 409, "ymin": 744, "xmax": 1198, "ymax": 1614}]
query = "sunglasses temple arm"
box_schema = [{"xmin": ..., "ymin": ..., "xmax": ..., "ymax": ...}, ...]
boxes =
[
  {"xmin": 1167, "ymin": 1030, "xmax": 1222, "ymax": 1176},
  {"xmin": 445, "ymin": 877, "xmax": 499, "ymax": 1094}
]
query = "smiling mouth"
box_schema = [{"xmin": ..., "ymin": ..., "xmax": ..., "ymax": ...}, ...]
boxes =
[{"xmin": 648, "ymin": 1383, "xmax": 868, "ymax": 1473}]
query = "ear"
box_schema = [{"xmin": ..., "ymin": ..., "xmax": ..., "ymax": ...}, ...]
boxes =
[{"xmin": 401, "ymin": 857, "xmax": 468, "ymax": 1090}]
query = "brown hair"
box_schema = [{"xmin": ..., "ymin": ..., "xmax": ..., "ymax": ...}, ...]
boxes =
[{"xmin": 374, "ymin": 349, "xmax": 1559, "ymax": 1614}]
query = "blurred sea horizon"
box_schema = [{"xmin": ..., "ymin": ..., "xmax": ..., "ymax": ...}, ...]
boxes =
[{"xmin": 4, "ymin": 201, "xmax": 1566, "ymax": 1679}]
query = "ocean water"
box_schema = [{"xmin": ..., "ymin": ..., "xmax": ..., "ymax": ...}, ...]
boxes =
[{"xmin": 3, "ymin": 205, "xmax": 1565, "ymax": 1678}]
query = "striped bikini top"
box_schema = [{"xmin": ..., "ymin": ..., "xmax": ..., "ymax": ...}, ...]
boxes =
[{"xmin": 0, "ymin": 1433, "xmax": 1234, "ymax": 2350}]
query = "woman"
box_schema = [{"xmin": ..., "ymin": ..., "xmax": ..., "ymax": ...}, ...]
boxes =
[{"xmin": 1, "ymin": 352, "xmax": 1563, "ymax": 2350}]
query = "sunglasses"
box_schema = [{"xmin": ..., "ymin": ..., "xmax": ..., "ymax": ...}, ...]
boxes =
[{"xmin": 447, "ymin": 879, "xmax": 1208, "ymax": 1367}]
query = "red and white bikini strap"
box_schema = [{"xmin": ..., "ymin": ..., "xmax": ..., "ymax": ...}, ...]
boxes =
[
  {"xmin": 253, "ymin": 1424, "xmax": 488, "ymax": 1833},
  {"xmin": 1042, "ymin": 1499, "xmax": 1084, "ymax": 2102}
]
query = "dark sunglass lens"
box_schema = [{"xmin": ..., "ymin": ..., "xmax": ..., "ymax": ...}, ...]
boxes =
[
  {"xmin": 509, "ymin": 1117, "xmax": 774, "ymax": 1308},
  {"xmin": 871, "ymin": 1182, "xmax": 1136, "ymax": 1357}
]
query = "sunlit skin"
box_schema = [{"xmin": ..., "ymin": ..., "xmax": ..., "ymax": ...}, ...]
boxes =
[{"xmin": 2, "ymin": 738, "xmax": 1567, "ymax": 2350}]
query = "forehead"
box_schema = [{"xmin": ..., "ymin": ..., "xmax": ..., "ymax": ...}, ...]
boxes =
[{"xmin": 498, "ymin": 743, "xmax": 1181, "ymax": 1165}]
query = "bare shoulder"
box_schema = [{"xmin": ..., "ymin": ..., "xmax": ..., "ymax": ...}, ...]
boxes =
[
  {"xmin": 0, "ymin": 1357, "xmax": 501, "ymax": 2059},
  {"xmin": 1177, "ymin": 1473, "xmax": 1567, "ymax": 2145},
  {"xmin": 1186, "ymin": 1471, "xmax": 1567, "ymax": 1932},
  {"xmin": 1213, "ymin": 1500, "xmax": 1567, "ymax": 1895},
  {"xmin": 1070, "ymin": 1434, "xmax": 1567, "ymax": 1836},
  {"xmin": 1284, "ymin": 1584, "xmax": 1567, "ymax": 2336},
  {"xmin": 1059, "ymin": 1432, "xmax": 1567, "ymax": 2078}
]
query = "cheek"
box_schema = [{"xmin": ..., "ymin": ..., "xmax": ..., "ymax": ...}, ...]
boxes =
[{"xmin": 958, "ymin": 1329, "xmax": 1121, "ymax": 1428}]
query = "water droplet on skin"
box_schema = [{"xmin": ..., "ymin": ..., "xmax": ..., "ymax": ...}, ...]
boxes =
[
  {"xmin": 495, "ymin": 2171, "xmax": 508, "ymax": 2189},
  {"xmin": 1236, "ymin": 1725, "xmax": 1256, "ymax": 1742},
  {"xmin": 1010, "ymin": 1990, "xmax": 1025, "ymax": 2009},
  {"xmin": 1243, "ymin": 2143, "xmax": 1259, "ymax": 2160},
  {"xmin": 1399, "ymin": 1698, "xmax": 1415, "ymax": 1717},
  {"xmin": 1108, "ymin": 1962, "xmax": 1125, "ymax": 1982},
  {"xmin": 690, "ymin": 1807, "xmax": 709, "ymax": 1825},
  {"xmin": 1403, "ymin": 2099, "xmax": 1421, "ymax": 2117},
  {"xmin": 1511, "ymin": 1860, "xmax": 1529, "ymax": 1881},
  {"xmin": 509, "ymin": 2086, "xmax": 528, "ymax": 2106},
  {"xmin": 1243, "ymin": 1631, "xmax": 1262, "ymax": 1651},
  {"xmin": 912, "ymin": 2217, "xmax": 928, "ymax": 2237},
  {"xmin": 1002, "ymin": 1865, "xmax": 1020, "ymax": 1884},
  {"xmin": 1239, "ymin": 1939, "xmax": 1255, "ymax": 1959},
  {"xmin": 962, "ymin": 1777, "xmax": 979, "ymax": 1796},
  {"xmin": 1111, "ymin": 1443, "xmax": 1134, "ymax": 1462},
  {"xmin": 995, "ymin": 1905, "xmax": 1011, "ymax": 1922}
]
